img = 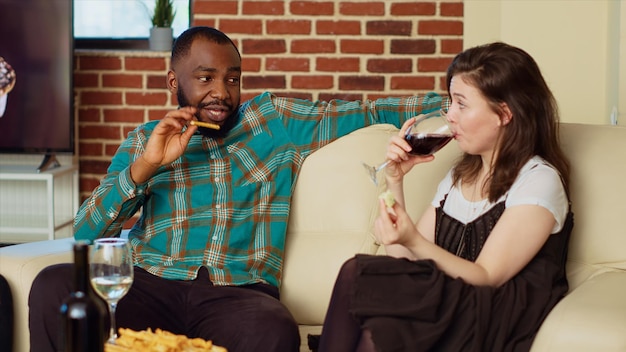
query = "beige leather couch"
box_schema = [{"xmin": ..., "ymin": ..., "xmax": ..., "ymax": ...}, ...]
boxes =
[{"xmin": 1, "ymin": 123, "xmax": 625, "ymax": 352}]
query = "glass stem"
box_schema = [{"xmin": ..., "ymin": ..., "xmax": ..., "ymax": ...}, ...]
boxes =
[
  {"xmin": 376, "ymin": 160, "xmax": 391, "ymax": 172},
  {"xmin": 108, "ymin": 301, "xmax": 118, "ymax": 343}
]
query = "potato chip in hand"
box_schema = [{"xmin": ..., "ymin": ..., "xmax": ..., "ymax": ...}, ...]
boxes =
[{"xmin": 379, "ymin": 190, "xmax": 397, "ymax": 217}]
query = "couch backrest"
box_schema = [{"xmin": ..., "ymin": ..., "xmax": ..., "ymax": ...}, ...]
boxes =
[{"xmin": 559, "ymin": 123, "xmax": 626, "ymax": 289}]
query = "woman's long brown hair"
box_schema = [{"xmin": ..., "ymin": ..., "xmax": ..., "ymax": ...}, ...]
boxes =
[{"xmin": 447, "ymin": 42, "xmax": 570, "ymax": 202}]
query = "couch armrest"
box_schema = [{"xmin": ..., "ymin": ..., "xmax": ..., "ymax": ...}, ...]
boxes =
[
  {"xmin": 0, "ymin": 238, "xmax": 75, "ymax": 352},
  {"xmin": 531, "ymin": 271, "xmax": 626, "ymax": 351}
]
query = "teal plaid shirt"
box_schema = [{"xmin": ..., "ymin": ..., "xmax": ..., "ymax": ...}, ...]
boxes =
[{"xmin": 74, "ymin": 91, "xmax": 442, "ymax": 287}]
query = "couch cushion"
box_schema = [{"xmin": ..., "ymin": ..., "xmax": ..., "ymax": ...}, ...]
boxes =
[
  {"xmin": 559, "ymin": 124, "xmax": 626, "ymax": 289},
  {"xmin": 531, "ymin": 271, "xmax": 626, "ymax": 351}
]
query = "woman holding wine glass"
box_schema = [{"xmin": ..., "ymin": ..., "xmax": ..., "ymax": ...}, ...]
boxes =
[
  {"xmin": 315, "ymin": 42, "xmax": 574, "ymax": 352},
  {"xmin": 362, "ymin": 106, "xmax": 454, "ymax": 185}
]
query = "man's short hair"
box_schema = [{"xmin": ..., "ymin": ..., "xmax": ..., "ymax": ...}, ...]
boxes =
[{"xmin": 171, "ymin": 26, "xmax": 241, "ymax": 67}]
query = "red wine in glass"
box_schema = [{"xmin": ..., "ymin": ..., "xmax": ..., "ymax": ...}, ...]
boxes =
[
  {"xmin": 405, "ymin": 133, "xmax": 454, "ymax": 155},
  {"xmin": 362, "ymin": 108, "xmax": 454, "ymax": 185}
]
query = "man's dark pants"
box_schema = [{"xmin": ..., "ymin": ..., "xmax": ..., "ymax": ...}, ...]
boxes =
[{"xmin": 29, "ymin": 264, "xmax": 300, "ymax": 352}]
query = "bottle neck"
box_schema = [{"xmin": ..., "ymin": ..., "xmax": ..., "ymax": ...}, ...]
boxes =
[{"xmin": 73, "ymin": 242, "xmax": 90, "ymax": 293}]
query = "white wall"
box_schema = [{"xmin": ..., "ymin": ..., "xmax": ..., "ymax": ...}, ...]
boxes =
[{"xmin": 464, "ymin": 0, "xmax": 624, "ymax": 126}]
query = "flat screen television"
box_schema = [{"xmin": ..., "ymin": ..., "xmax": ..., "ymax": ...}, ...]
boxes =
[{"xmin": 0, "ymin": 0, "xmax": 74, "ymax": 169}]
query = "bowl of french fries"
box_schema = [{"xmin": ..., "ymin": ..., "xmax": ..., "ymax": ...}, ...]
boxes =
[{"xmin": 105, "ymin": 327, "xmax": 227, "ymax": 352}]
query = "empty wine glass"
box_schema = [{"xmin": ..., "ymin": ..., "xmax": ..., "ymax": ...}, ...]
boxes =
[
  {"xmin": 363, "ymin": 107, "xmax": 454, "ymax": 185},
  {"xmin": 89, "ymin": 238, "xmax": 133, "ymax": 344}
]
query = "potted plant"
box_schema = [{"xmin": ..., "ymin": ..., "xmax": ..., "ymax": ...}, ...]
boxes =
[{"xmin": 149, "ymin": 0, "xmax": 176, "ymax": 51}]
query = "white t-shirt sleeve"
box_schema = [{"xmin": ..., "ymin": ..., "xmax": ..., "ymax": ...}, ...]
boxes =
[{"xmin": 505, "ymin": 158, "xmax": 569, "ymax": 233}]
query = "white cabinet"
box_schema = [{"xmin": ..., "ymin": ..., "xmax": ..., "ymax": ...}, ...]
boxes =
[{"xmin": 0, "ymin": 165, "xmax": 79, "ymax": 243}]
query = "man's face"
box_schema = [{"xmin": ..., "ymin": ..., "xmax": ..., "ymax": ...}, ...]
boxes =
[{"xmin": 170, "ymin": 38, "xmax": 242, "ymax": 137}]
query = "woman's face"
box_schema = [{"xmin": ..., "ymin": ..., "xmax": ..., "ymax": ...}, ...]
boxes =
[{"xmin": 447, "ymin": 75, "xmax": 506, "ymax": 158}]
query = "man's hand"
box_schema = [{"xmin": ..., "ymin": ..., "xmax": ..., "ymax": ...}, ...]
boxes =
[{"xmin": 131, "ymin": 106, "xmax": 199, "ymax": 184}]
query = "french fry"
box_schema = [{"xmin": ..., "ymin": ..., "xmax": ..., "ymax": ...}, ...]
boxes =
[{"xmin": 189, "ymin": 120, "xmax": 220, "ymax": 130}]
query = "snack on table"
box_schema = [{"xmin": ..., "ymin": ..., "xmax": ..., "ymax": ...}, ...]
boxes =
[
  {"xmin": 379, "ymin": 189, "xmax": 398, "ymax": 217},
  {"xmin": 105, "ymin": 327, "xmax": 228, "ymax": 352}
]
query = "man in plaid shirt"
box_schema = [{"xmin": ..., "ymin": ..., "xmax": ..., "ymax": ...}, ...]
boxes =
[{"xmin": 29, "ymin": 26, "xmax": 442, "ymax": 352}]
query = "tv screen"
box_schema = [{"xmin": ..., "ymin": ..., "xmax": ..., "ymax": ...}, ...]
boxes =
[{"xmin": 0, "ymin": 0, "xmax": 74, "ymax": 154}]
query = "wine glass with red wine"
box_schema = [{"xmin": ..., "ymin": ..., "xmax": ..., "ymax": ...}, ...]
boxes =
[{"xmin": 363, "ymin": 108, "xmax": 454, "ymax": 185}]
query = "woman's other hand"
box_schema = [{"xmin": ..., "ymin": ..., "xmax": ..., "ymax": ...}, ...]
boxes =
[{"xmin": 374, "ymin": 198, "xmax": 422, "ymax": 258}]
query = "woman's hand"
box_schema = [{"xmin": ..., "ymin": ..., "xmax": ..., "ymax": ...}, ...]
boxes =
[
  {"xmin": 374, "ymin": 197, "xmax": 422, "ymax": 252},
  {"xmin": 384, "ymin": 117, "xmax": 435, "ymax": 184},
  {"xmin": 131, "ymin": 106, "xmax": 199, "ymax": 184}
]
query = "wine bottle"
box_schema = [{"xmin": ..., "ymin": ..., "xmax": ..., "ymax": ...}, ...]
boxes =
[{"xmin": 59, "ymin": 241, "xmax": 107, "ymax": 352}]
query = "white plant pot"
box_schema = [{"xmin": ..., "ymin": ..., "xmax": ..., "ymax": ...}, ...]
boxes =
[{"xmin": 149, "ymin": 27, "xmax": 173, "ymax": 51}]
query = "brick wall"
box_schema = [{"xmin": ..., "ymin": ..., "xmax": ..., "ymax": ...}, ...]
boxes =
[{"xmin": 75, "ymin": 0, "xmax": 464, "ymax": 203}]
